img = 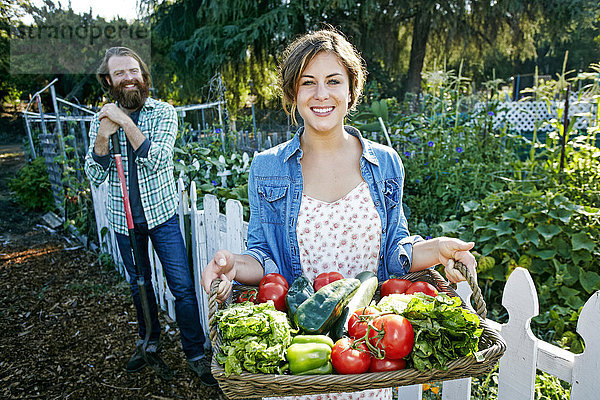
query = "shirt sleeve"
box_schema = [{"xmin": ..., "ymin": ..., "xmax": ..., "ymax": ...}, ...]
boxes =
[
  {"xmin": 92, "ymin": 151, "xmax": 111, "ymax": 170},
  {"xmin": 241, "ymin": 160, "xmax": 276, "ymax": 276},
  {"xmin": 134, "ymin": 104, "xmax": 177, "ymax": 172},
  {"xmin": 381, "ymin": 151, "xmax": 424, "ymax": 278},
  {"xmin": 133, "ymin": 138, "xmax": 151, "ymax": 158},
  {"xmin": 84, "ymin": 116, "xmax": 111, "ymax": 186}
]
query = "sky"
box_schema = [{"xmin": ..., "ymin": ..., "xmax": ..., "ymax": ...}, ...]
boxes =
[{"xmin": 29, "ymin": 0, "xmax": 141, "ymax": 22}]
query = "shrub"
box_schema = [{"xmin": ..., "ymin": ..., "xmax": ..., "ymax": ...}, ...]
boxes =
[{"xmin": 9, "ymin": 157, "xmax": 55, "ymax": 212}]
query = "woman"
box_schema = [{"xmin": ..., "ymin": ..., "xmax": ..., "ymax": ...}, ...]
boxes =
[{"xmin": 201, "ymin": 29, "xmax": 477, "ymax": 400}]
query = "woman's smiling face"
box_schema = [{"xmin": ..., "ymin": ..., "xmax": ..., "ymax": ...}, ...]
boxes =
[{"xmin": 296, "ymin": 51, "xmax": 350, "ymax": 136}]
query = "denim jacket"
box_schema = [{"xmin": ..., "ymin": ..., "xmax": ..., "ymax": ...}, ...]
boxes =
[{"xmin": 242, "ymin": 126, "xmax": 423, "ymax": 285}]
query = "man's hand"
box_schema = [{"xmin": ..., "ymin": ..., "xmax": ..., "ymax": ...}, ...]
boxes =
[
  {"xmin": 201, "ymin": 250, "xmax": 237, "ymax": 303},
  {"xmin": 437, "ymin": 238, "xmax": 477, "ymax": 283},
  {"xmin": 98, "ymin": 103, "xmax": 131, "ymax": 127},
  {"xmin": 93, "ymin": 117, "xmax": 120, "ymax": 156}
]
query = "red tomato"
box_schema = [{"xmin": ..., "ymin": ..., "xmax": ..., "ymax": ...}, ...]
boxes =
[
  {"xmin": 259, "ymin": 273, "xmax": 289, "ymax": 289},
  {"xmin": 235, "ymin": 288, "xmax": 258, "ymax": 304},
  {"xmin": 405, "ymin": 281, "xmax": 438, "ymax": 297},
  {"xmin": 258, "ymin": 282, "xmax": 288, "ymax": 311},
  {"xmin": 380, "ymin": 279, "xmax": 413, "ymax": 297},
  {"xmin": 313, "ymin": 272, "xmax": 344, "ymax": 292},
  {"xmin": 369, "ymin": 357, "xmax": 406, "ymax": 373},
  {"xmin": 368, "ymin": 314, "xmax": 414, "ymax": 360},
  {"xmin": 347, "ymin": 306, "xmax": 379, "ymax": 339},
  {"xmin": 331, "ymin": 337, "xmax": 371, "ymax": 374}
]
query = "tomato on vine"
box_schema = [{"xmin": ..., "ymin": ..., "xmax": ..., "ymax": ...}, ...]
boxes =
[
  {"xmin": 369, "ymin": 357, "xmax": 406, "ymax": 373},
  {"xmin": 331, "ymin": 337, "xmax": 371, "ymax": 374},
  {"xmin": 368, "ymin": 314, "xmax": 414, "ymax": 359},
  {"xmin": 347, "ymin": 306, "xmax": 379, "ymax": 339}
]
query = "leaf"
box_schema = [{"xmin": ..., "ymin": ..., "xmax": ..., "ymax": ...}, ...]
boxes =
[
  {"xmin": 523, "ymin": 229, "xmax": 540, "ymax": 247},
  {"xmin": 548, "ymin": 207, "xmax": 572, "ymax": 224},
  {"xmin": 565, "ymin": 296, "xmax": 585, "ymax": 309},
  {"xmin": 571, "ymin": 233, "xmax": 595, "ymax": 252},
  {"xmin": 514, "ymin": 232, "xmax": 527, "ymax": 246},
  {"xmin": 490, "ymin": 221, "xmax": 513, "ymax": 236},
  {"xmin": 462, "ymin": 200, "xmax": 479, "ymax": 212},
  {"xmin": 473, "ymin": 218, "xmax": 492, "ymax": 231},
  {"xmin": 501, "ymin": 209, "xmax": 524, "ymax": 223},
  {"xmin": 559, "ymin": 286, "xmax": 580, "ymax": 298},
  {"xmin": 579, "ymin": 270, "xmax": 600, "ymax": 294},
  {"xmin": 532, "ymin": 249, "xmax": 557, "ymax": 260},
  {"xmin": 535, "ymin": 224, "xmax": 561, "ymax": 241},
  {"xmin": 552, "ymin": 237, "xmax": 571, "ymax": 259},
  {"xmin": 439, "ymin": 220, "xmax": 461, "ymax": 234},
  {"xmin": 564, "ymin": 264, "xmax": 580, "ymax": 286},
  {"xmin": 572, "ymin": 250, "xmax": 593, "ymax": 266}
]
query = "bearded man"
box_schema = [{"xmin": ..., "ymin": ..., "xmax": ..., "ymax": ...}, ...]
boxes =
[{"xmin": 84, "ymin": 47, "xmax": 216, "ymax": 386}]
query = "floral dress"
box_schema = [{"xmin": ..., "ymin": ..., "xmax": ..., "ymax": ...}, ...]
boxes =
[{"xmin": 265, "ymin": 181, "xmax": 391, "ymax": 400}]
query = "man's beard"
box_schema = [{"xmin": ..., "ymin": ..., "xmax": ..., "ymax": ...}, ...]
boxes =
[{"xmin": 109, "ymin": 78, "xmax": 149, "ymax": 110}]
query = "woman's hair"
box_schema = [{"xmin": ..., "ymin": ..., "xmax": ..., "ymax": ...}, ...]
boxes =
[
  {"xmin": 279, "ymin": 28, "xmax": 366, "ymax": 124},
  {"xmin": 96, "ymin": 47, "xmax": 151, "ymax": 90}
]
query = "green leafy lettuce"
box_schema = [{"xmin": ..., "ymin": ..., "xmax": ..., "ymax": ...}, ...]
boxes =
[
  {"xmin": 401, "ymin": 293, "xmax": 483, "ymax": 371},
  {"xmin": 215, "ymin": 301, "xmax": 295, "ymax": 376}
]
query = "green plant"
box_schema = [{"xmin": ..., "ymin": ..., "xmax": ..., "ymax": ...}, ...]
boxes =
[
  {"xmin": 58, "ymin": 128, "xmax": 97, "ymax": 243},
  {"xmin": 535, "ymin": 371, "xmax": 571, "ymax": 399},
  {"xmin": 9, "ymin": 157, "xmax": 55, "ymax": 212},
  {"xmin": 442, "ymin": 189, "xmax": 599, "ymax": 351},
  {"xmin": 173, "ymin": 139, "xmax": 251, "ymax": 218}
]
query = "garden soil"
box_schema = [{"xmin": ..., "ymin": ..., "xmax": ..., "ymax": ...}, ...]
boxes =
[{"xmin": 0, "ymin": 143, "xmax": 224, "ymax": 399}]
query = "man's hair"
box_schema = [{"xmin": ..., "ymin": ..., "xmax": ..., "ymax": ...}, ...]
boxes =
[
  {"xmin": 279, "ymin": 28, "xmax": 367, "ymax": 124},
  {"xmin": 96, "ymin": 47, "xmax": 151, "ymax": 90}
]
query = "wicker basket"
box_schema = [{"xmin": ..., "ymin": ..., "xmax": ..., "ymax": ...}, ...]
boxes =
[{"xmin": 208, "ymin": 263, "xmax": 506, "ymax": 399}]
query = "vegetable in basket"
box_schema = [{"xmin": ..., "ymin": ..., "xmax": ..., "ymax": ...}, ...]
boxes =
[
  {"xmin": 215, "ymin": 301, "xmax": 295, "ymax": 376},
  {"xmin": 399, "ymin": 293, "xmax": 483, "ymax": 371},
  {"xmin": 287, "ymin": 335, "xmax": 334, "ymax": 375},
  {"xmin": 294, "ymin": 278, "xmax": 360, "ymax": 334}
]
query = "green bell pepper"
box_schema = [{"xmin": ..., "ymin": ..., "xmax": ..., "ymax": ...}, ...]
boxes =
[
  {"xmin": 286, "ymin": 342, "xmax": 332, "ymax": 375},
  {"xmin": 291, "ymin": 334, "xmax": 334, "ymax": 348}
]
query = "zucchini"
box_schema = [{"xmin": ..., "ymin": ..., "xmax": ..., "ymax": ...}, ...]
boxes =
[
  {"xmin": 330, "ymin": 271, "xmax": 378, "ymax": 341},
  {"xmin": 285, "ymin": 275, "xmax": 314, "ymax": 323},
  {"xmin": 294, "ymin": 278, "xmax": 360, "ymax": 334}
]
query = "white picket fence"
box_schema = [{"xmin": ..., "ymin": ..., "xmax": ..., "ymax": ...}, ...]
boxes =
[{"xmin": 90, "ymin": 179, "xmax": 599, "ymax": 399}]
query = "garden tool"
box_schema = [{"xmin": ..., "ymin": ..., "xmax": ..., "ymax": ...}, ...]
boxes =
[{"xmin": 111, "ymin": 134, "xmax": 174, "ymax": 380}]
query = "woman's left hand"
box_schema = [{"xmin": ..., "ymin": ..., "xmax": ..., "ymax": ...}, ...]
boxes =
[{"xmin": 437, "ymin": 238, "xmax": 477, "ymax": 283}]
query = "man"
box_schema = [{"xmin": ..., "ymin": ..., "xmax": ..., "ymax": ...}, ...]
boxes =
[{"xmin": 84, "ymin": 47, "xmax": 216, "ymax": 386}]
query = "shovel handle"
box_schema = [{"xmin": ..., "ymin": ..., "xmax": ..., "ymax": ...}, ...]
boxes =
[{"xmin": 111, "ymin": 134, "xmax": 134, "ymax": 230}]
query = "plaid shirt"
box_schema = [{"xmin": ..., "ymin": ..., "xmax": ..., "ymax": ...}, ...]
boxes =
[{"xmin": 84, "ymin": 97, "xmax": 178, "ymax": 235}]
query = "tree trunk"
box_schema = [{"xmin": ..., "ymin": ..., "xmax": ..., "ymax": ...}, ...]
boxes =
[{"xmin": 406, "ymin": 9, "xmax": 432, "ymax": 96}]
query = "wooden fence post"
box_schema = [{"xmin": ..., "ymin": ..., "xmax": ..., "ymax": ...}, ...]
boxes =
[
  {"xmin": 189, "ymin": 182, "xmax": 211, "ymax": 343},
  {"xmin": 497, "ymin": 267, "xmax": 539, "ymax": 400},
  {"xmin": 225, "ymin": 199, "xmax": 244, "ymax": 253},
  {"xmin": 570, "ymin": 291, "xmax": 600, "ymax": 399}
]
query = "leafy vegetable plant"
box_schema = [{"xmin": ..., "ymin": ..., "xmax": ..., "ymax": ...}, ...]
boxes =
[
  {"xmin": 400, "ymin": 293, "xmax": 483, "ymax": 371},
  {"xmin": 215, "ymin": 301, "xmax": 295, "ymax": 376}
]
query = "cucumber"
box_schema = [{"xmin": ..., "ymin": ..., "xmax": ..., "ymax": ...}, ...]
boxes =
[
  {"xmin": 330, "ymin": 271, "xmax": 378, "ymax": 341},
  {"xmin": 294, "ymin": 278, "xmax": 360, "ymax": 335}
]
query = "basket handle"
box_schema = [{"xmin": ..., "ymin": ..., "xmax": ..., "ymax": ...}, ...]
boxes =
[
  {"xmin": 453, "ymin": 261, "xmax": 487, "ymax": 319},
  {"xmin": 208, "ymin": 278, "xmax": 222, "ymax": 345}
]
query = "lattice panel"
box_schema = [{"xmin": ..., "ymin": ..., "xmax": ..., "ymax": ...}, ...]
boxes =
[{"xmin": 493, "ymin": 98, "xmax": 597, "ymax": 133}]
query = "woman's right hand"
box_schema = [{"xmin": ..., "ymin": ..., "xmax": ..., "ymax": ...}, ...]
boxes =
[{"xmin": 201, "ymin": 249, "xmax": 237, "ymax": 303}]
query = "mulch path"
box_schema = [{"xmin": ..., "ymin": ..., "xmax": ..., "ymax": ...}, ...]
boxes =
[{"xmin": 0, "ymin": 144, "xmax": 224, "ymax": 399}]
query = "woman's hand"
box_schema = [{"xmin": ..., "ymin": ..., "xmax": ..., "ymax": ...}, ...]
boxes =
[
  {"xmin": 437, "ymin": 238, "xmax": 477, "ymax": 283},
  {"xmin": 201, "ymin": 249, "xmax": 237, "ymax": 303}
]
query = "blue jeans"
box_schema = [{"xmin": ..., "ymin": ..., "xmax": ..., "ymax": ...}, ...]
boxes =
[{"xmin": 116, "ymin": 214, "xmax": 205, "ymax": 360}]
